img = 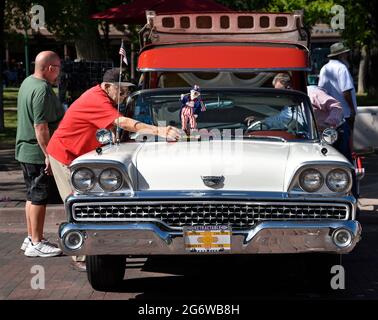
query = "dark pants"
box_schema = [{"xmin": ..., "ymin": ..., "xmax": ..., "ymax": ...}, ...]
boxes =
[
  {"xmin": 332, "ymin": 122, "xmax": 358, "ymax": 199},
  {"xmin": 333, "ymin": 121, "xmax": 352, "ymax": 163}
]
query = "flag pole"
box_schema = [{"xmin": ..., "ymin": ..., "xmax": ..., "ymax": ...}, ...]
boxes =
[{"xmin": 115, "ymin": 39, "xmax": 123, "ymax": 145}]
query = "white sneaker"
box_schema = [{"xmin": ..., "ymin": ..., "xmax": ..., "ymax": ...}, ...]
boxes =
[
  {"xmin": 20, "ymin": 236, "xmax": 32, "ymax": 251},
  {"xmin": 25, "ymin": 241, "xmax": 62, "ymax": 257},
  {"xmin": 41, "ymin": 239, "xmax": 59, "ymax": 248},
  {"xmin": 21, "ymin": 237, "xmax": 58, "ymax": 251}
]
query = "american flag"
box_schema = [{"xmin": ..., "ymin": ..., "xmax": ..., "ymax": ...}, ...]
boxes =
[{"xmin": 119, "ymin": 41, "xmax": 128, "ymax": 65}]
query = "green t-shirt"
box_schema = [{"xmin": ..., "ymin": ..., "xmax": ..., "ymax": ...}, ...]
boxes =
[{"xmin": 15, "ymin": 75, "xmax": 65, "ymax": 164}]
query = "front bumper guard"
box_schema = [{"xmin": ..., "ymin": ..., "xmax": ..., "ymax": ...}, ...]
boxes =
[{"xmin": 58, "ymin": 220, "xmax": 361, "ymax": 255}]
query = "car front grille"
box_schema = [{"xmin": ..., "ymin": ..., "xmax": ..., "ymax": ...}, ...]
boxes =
[{"xmin": 72, "ymin": 201, "xmax": 350, "ymax": 230}]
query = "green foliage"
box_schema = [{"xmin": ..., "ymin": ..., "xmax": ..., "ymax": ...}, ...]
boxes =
[
  {"xmin": 4, "ymin": 0, "xmax": 34, "ymax": 32},
  {"xmin": 216, "ymin": 0, "xmax": 335, "ymax": 27},
  {"xmin": 356, "ymin": 95, "xmax": 378, "ymax": 107},
  {"xmin": 256, "ymin": 0, "xmax": 335, "ymax": 29},
  {"xmin": 5, "ymin": 0, "xmax": 128, "ymax": 41},
  {"xmin": 0, "ymin": 88, "xmax": 18, "ymax": 148},
  {"xmin": 216, "ymin": 0, "xmax": 269, "ymax": 11},
  {"xmin": 216, "ymin": 0, "xmax": 376, "ymax": 48},
  {"xmin": 336, "ymin": 0, "xmax": 376, "ymax": 48}
]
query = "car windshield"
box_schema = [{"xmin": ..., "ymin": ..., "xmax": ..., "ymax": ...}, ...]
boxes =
[{"xmin": 127, "ymin": 88, "xmax": 318, "ymax": 141}]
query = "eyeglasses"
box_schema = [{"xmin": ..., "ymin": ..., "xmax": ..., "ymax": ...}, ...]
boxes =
[{"xmin": 50, "ymin": 64, "xmax": 61, "ymax": 69}]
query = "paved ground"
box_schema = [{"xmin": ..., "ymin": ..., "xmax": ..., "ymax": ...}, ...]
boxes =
[
  {"xmin": 0, "ymin": 214, "xmax": 378, "ymax": 301},
  {"xmin": 0, "ymin": 148, "xmax": 378, "ymax": 301}
]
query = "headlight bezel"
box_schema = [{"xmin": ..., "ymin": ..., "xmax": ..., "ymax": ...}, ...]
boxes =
[
  {"xmin": 289, "ymin": 163, "xmax": 353, "ymax": 195},
  {"xmin": 70, "ymin": 163, "xmax": 132, "ymax": 194}
]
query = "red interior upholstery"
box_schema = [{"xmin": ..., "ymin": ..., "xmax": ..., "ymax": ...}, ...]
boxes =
[{"xmin": 246, "ymin": 130, "xmax": 297, "ymax": 140}]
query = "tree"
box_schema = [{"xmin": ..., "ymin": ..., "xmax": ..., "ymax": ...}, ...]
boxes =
[
  {"xmin": 216, "ymin": 0, "xmax": 269, "ymax": 11},
  {"xmin": 0, "ymin": 0, "xmax": 5, "ymax": 131},
  {"xmin": 216, "ymin": 0, "xmax": 335, "ymax": 27},
  {"xmin": 336, "ymin": 0, "xmax": 377, "ymax": 95},
  {"xmin": 37, "ymin": 0, "xmax": 105, "ymax": 60},
  {"xmin": 4, "ymin": 0, "xmax": 127, "ymax": 61}
]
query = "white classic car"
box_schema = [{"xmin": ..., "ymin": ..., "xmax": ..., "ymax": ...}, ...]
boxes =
[{"xmin": 58, "ymin": 87, "xmax": 361, "ymax": 290}]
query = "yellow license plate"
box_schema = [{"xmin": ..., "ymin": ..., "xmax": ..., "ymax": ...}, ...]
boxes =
[{"xmin": 184, "ymin": 225, "xmax": 231, "ymax": 253}]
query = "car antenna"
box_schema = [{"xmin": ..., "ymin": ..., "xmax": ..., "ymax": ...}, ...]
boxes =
[{"xmin": 115, "ymin": 39, "xmax": 127, "ymax": 145}]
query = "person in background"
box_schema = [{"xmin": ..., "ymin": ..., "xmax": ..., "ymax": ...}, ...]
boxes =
[
  {"xmin": 306, "ymin": 85, "xmax": 352, "ymax": 160},
  {"xmin": 245, "ymin": 73, "xmax": 305, "ymax": 130},
  {"xmin": 307, "ymin": 85, "xmax": 343, "ymax": 130},
  {"xmin": 15, "ymin": 51, "xmax": 64, "ymax": 257},
  {"xmin": 318, "ymin": 42, "xmax": 357, "ymax": 132},
  {"xmin": 307, "ymin": 85, "xmax": 358, "ymax": 199}
]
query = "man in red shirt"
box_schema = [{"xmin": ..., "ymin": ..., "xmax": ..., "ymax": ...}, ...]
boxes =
[{"xmin": 47, "ymin": 68, "xmax": 180, "ymax": 202}]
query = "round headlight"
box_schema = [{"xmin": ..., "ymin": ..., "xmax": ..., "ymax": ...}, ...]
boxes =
[
  {"xmin": 72, "ymin": 168, "xmax": 95, "ymax": 191},
  {"xmin": 99, "ymin": 168, "xmax": 123, "ymax": 191},
  {"xmin": 299, "ymin": 169, "xmax": 324, "ymax": 192},
  {"xmin": 326, "ymin": 169, "xmax": 350, "ymax": 193}
]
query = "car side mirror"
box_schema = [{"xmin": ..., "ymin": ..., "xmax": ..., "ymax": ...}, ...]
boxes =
[
  {"xmin": 96, "ymin": 128, "xmax": 112, "ymax": 145},
  {"xmin": 322, "ymin": 127, "xmax": 338, "ymax": 145}
]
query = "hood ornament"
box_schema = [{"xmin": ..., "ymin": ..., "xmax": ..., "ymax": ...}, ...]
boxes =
[{"xmin": 201, "ymin": 176, "xmax": 225, "ymax": 188}]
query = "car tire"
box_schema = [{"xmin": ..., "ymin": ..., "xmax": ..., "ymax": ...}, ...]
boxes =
[{"xmin": 86, "ymin": 255, "xmax": 126, "ymax": 291}]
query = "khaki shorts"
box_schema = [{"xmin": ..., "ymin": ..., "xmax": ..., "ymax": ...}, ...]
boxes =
[{"xmin": 49, "ymin": 155, "xmax": 72, "ymax": 202}]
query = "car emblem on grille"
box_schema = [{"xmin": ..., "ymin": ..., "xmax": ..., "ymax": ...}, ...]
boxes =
[{"xmin": 201, "ymin": 175, "xmax": 225, "ymax": 188}]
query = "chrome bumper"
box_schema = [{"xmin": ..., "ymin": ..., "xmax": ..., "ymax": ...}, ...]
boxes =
[{"xmin": 58, "ymin": 220, "xmax": 361, "ymax": 256}]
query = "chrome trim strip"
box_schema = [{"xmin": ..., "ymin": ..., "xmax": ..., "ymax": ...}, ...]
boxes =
[
  {"xmin": 58, "ymin": 220, "xmax": 361, "ymax": 255},
  {"xmin": 65, "ymin": 191, "xmax": 356, "ymax": 202},
  {"xmin": 242, "ymin": 220, "xmax": 360, "ymax": 243}
]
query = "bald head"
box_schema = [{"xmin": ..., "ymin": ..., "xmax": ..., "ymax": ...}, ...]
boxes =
[
  {"xmin": 33, "ymin": 51, "xmax": 61, "ymax": 85},
  {"xmin": 35, "ymin": 51, "xmax": 60, "ymax": 71}
]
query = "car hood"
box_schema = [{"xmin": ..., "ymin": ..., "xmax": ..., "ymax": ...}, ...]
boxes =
[
  {"xmin": 136, "ymin": 140, "xmax": 291, "ymax": 191},
  {"xmin": 73, "ymin": 140, "xmax": 348, "ymax": 192}
]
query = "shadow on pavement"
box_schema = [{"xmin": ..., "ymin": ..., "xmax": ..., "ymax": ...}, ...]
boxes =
[{"xmin": 111, "ymin": 254, "xmax": 346, "ymax": 299}]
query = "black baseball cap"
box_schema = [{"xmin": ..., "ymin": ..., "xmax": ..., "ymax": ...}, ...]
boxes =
[{"xmin": 102, "ymin": 68, "xmax": 135, "ymax": 87}]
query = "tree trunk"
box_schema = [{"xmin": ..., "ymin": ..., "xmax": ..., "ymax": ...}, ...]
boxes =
[
  {"xmin": 367, "ymin": 47, "xmax": 378, "ymax": 96},
  {"xmin": 357, "ymin": 45, "xmax": 368, "ymax": 95},
  {"xmin": 74, "ymin": 22, "xmax": 105, "ymax": 60},
  {"xmin": 0, "ymin": 0, "xmax": 5, "ymax": 132}
]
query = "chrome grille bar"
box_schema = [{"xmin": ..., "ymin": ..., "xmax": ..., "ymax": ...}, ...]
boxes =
[{"xmin": 72, "ymin": 201, "xmax": 349, "ymax": 230}]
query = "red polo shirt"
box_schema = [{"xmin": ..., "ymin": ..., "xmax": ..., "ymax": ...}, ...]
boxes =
[{"xmin": 47, "ymin": 85, "xmax": 120, "ymax": 165}]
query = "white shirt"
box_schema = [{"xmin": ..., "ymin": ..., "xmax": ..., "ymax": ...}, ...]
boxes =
[{"xmin": 318, "ymin": 59, "xmax": 357, "ymax": 118}]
